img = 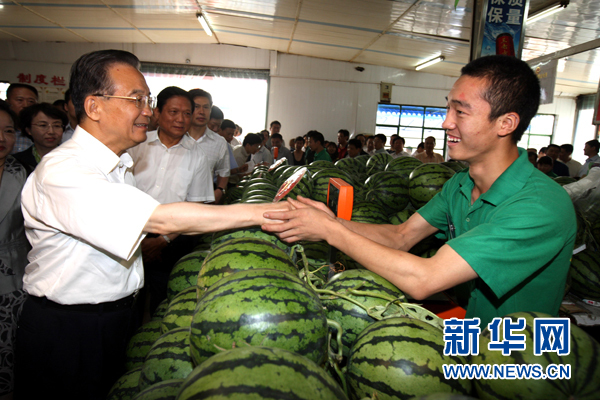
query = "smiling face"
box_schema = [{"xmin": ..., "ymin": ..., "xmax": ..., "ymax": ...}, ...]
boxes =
[
  {"xmin": 156, "ymin": 95, "xmax": 192, "ymax": 143},
  {"xmin": 93, "ymin": 63, "xmax": 152, "ymax": 154},
  {"xmin": 442, "ymin": 75, "xmax": 502, "ymax": 164},
  {"xmin": 27, "ymin": 111, "xmax": 64, "ymax": 152}
]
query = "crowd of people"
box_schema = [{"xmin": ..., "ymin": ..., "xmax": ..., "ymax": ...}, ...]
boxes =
[{"xmin": 0, "ymin": 50, "xmax": 591, "ymax": 399}]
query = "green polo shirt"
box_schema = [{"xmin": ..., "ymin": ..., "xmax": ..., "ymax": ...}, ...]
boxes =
[
  {"xmin": 314, "ymin": 149, "xmax": 332, "ymax": 162},
  {"xmin": 418, "ymin": 148, "xmax": 576, "ymax": 327}
]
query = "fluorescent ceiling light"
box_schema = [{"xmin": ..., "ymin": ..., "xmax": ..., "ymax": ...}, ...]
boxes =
[
  {"xmin": 197, "ymin": 12, "xmax": 213, "ymax": 36},
  {"xmin": 416, "ymin": 56, "xmax": 445, "ymax": 71},
  {"xmin": 527, "ymin": 1, "xmax": 569, "ymax": 24}
]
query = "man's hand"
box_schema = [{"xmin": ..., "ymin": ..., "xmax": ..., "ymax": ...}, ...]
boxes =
[
  {"xmin": 262, "ymin": 197, "xmax": 336, "ymax": 242},
  {"xmin": 213, "ymin": 189, "xmax": 224, "ymax": 204},
  {"xmin": 237, "ymin": 164, "xmax": 249, "ymax": 174},
  {"xmin": 141, "ymin": 236, "xmax": 168, "ymax": 263}
]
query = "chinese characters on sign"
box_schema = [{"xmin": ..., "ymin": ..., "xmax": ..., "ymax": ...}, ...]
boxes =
[
  {"xmin": 480, "ymin": 0, "xmax": 528, "ymax": 58},
  {"xmin": 443, "ymin": 317, "xmax": 570, "ymax": 357},
  {"xmin": 17, "ymin": 73, "xmax": 66, "ymax": 86}
]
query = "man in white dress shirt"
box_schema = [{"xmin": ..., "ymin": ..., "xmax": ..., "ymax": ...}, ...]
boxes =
[
  {"xmin": 188, "ymin": 89, "xmax": 230, "ymax": 203},
  {"xmin": 128, "ymin": 86, "xmax": 214, "ymax": 313},
  {"xmin": 15, "ymin": 49, "xmax": 287, "ymax": 400}
]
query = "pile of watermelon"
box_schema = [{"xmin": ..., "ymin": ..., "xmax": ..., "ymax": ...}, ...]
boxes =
[{"xmin": 107, "ymin": 154, "xmax": 600, "ymax": 400}]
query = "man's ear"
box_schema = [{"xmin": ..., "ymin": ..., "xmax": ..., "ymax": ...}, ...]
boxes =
[
  {"xmin": 84, "ymin": 96, "xmax": 101, "ymax": 122},
  {"xmin": 153, "ymin": 107, "xmax": 160, "ymax": 119},
  {"xmin": 497, "ymin": 112, "xmax": 520, "ymax": 138}
]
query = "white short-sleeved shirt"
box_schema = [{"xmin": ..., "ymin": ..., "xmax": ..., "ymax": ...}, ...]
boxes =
[
  {"xmin": 128, "ymin": 130, "xmax": 215, "ymax": 204},
  {"xmin": 192, "ymin": 128, "xmax": 230, "ymax": 178},
  {"xmin": 21, "ymin": 127, "xmax": 160, "ymax": 305},
  {"xmin": 252, "ymin": 144, "xmax": 273, "ymax": 165}
]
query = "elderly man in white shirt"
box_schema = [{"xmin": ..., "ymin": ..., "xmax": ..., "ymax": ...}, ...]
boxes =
[
  {"xmin": 187, "ymin": 89, "xmax": 230, "ymax": 204},
  {"xmin": 128, "ymin": 86, "xmax": 214, "ymax": 313},
  {"xmin": 15, "ymin": 49, "xmax": 288, "ymax": 400}
]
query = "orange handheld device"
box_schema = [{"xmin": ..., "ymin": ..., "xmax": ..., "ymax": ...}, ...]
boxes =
[{"xmin": 327, "ymin": 178, "xmax": 354, "ymax": 220}]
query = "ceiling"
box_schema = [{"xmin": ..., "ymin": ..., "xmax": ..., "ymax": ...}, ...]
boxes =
[{"xmin": 0, "ymin": 0, "xmax": 598, "ymax": 96}]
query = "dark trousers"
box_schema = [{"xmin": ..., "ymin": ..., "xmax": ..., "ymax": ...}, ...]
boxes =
[{"xmin": 14, "ymin": 295, "xmax": 137, "ymax": 400}]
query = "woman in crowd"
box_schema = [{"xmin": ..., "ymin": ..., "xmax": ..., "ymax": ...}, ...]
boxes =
[
  {"xmin": 292, "ymin": 136, "xmax": 306, "ymax": 165},
  {"xmin": 13, "ymin": 103, "xmax": 67, "ymax": 175},
  {"xmin": 327, "ymin": 142, "xmax": 339, "ymax": 162},
  {"xmin": 0, "ymin": 102, "xmax": 31, "ymax": 399}
]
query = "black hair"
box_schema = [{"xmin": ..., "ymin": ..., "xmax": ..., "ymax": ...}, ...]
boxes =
[
  {"xmin": 375, "ymin": 133, "xmax": 387, "ymax": 144},
  {"xmin": 53, "ymin": 99, "xmax": 66, "ymax": 109},
  {"xmin": 295, "ymin": 136, "xmax": 305, "ymax": 143},
  {"xmin": 220, "ymin": 119, "xmax": 235, "ymax": 131},
  {"xmin": 156, "ymin": 86, "xmax": 193, "ymax": 113},
  {"xmin": 547, "ymin": 143, "xmax": 560, "ymax": 150},
  {"xmin": 64, "ymin": 89, "xmax": 71, "ymax": 103},
  {"xmin": 348, "ymin": 138, "xmax": 362, "ymax": 148},
  {"xmin": 586, "ymin": 139, "xmax": 600, "ymax": 153},
  {"xmin": 460, "ymin": 55, "xmax": 540, "ymax": 143},
  {"xmin": 338, "ymin": 129, "xmax": 350, "ymax": 138},
  {"xmin": 560, "ymin": 144, "xmax": 573, "ymax": 154},
  {"xmin": 243, "ymin": 133, "xmax": 263, "ymax": 146},
  {"xmin": 270, "ymin": 120, "xmax": 281, "ymax": 128},
  {"xmin": 0, "ymin": 101, "xmax": 18, "ymax": 129},
  {"xmin": 537, "ymin": 156, "xmax": 553, "ymax": 166},
  {"xmin": 235, "ymin": 124, "xmax": 243, "ymax": 134},
  {"xmin": 188, "ymin": 88, "xmax": 212, "ymax": 106},
  {"xmin": 417, "ymin": 142, "xmax": 425, "ymax": 150},
  {"xmin": 210, "ymin": 105, "xmax": 224, "ymax": 120},
  {"xmin": 307, "ymin": 130, "xmax": 325, "ymax": 145},
  {"xmin": 392, "ymin": 136, "xmax": 405, "ymax": 145},
  {"xmin": 69, "ymin": 49, "xmax": 141, "ymax": 123},
  {"xmin": 7, "ymin": 83, "xmax": 39, "ymax": 100},
  {"xmin": 271, "ymin": 132, "xmax": 283, "ymax": 140},
  {"xmin": 19, "ymin": 103, "xmax": 68, "ymax": 140}
]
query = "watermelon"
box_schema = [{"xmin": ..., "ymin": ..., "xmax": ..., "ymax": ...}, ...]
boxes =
[
  {"xmin": 281, "ymin": 174, "xmax": 314, "ymax": 201},
  {"xmin": 351, "ymin": 201, "xmax": 389, "ymax": 224},
  {"xmin": 166, "ymin": 250, "xmax": 210, "ymax": 301},
  {"xmin": 276, "ymin": 165, "xmax": 302, "ymax": 187},
  {"xmin": 297, "ymin": 240, "xmax": 332, "ymax": 284},
  {"xmin": 389, "ymin": 208, "xmax": 415, "ymax": 225},
  {"xmin": 107, "ymin": 367, "xmax": 142, "ymax": 400},
  {"xmin": 139, "ymin": 328, "xmax": 195, "ymax": 391},
  {"xmin": 311, "ymin": 168, "xmax": 357, "ymax": 203},
  {"xmin": 366, "ymin": 152, "xmax": 393, "ymax": 175},
  {"xmin": 197, "ymin": 237, "xmax": 297, "ymax": 290},
  {"xmin": 568, "ymin": 248, "xmax": 600, "ymax": 301},
  {"xmin": 125, "ymin": 320, "xmax": 163, "ymax": 371},
  {"xmin": 161, "ymin": 286, "xmax": 199, "ymax": 334},
  {"xmin": 308, "ymin": 159, "xmax": 335, "ymax": 170},
  {"xmin": 472, "ymin": 311, "xmax": 600, "ymax": 400},
  {"xmin": 335, "ymin": 157, "xmax": 366, "ymax": 176},
  {"xmin": 441, "ymin": 161, "xmax": 467, "ymax": 172},
  {"xmin": 191, "ymin": 233, "xmax": 212, "ymax": 251},
  {"xmin": 251, "ymin": 165, "xmax": 270, "ymax": 179},
  {"xmin": 385, "ymin": 156, "xmax": 423, "ymax": 180},
  {"xmin": 132, "ymin": 379, "xmax": 183, "ymax": 400},
  {"xmin": 409, "ymin": 164, "xmax": 455, "ymax": 209},
  {"xmin": 408, "ymin": 395, "xmax": 479, "ymax": 400},
  {"xmin": 189, "ymin": 269, "xmax": 328, "ymax": 366},
  {"xmin": 322, "ymin": 269, "xmax": 405, "ymax": 356},
  {"xmin": 211, "ymin": 226, "xmax": 290, "ymax": 255},
  {"xmin": 177, "ymin": 346, "xmax": 348, "ymax": 400},
  {"xmin": 151, "ymin": 298, "xmax": 169, "ymax": 321},
  {"xmin": 346, "ymin": 317, "xmax": 471, "ymax": 399},
  {"xmin": 364, "ymin": 171, "xmax": 410, "ymax": 215},
  {"xmin": 223, "ymin": 186, "xmax": 244, "ymax": 204}
]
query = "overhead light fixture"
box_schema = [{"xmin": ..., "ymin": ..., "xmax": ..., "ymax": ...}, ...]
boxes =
[
  {"xmin": 415, "ymin": 56, "xmax": 445, "ymax": 71},
  {"xmin": 527, "ymin": 0, "xmax": 569, "ymax": 24},
  {"xmin": 196, "ymin": 12, "xmax": 213, "ymax": 36}
]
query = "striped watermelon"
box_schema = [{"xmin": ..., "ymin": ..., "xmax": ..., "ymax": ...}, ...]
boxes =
[
  {"xmin": 161, "ymin": 286, "xmax": 199, "ymax": 334},
  {"xmin": 322, "ymin": 269, "xmax": 405, "ymax": 357},
  {"xmin": 335, "ymin": 157, "xmax": 366, "ymax": 175},
  {"xmin": 177, "ymin": 346, "xmax": 348, "ymax": 400},
  {"xmin": 410, "ymin": 234, "xmax": 445, "ymax": 257},
  {"xmin": 366, "ymin": 152, "xmax": 393, "ymax": 175},
  {"xmin": 251, "ymin": 165, "xmax": 270, "ymax": 179},
  {"xmin": 240, "ymin": 196, "xmax": 272, "ymax": 204},
  {"xmin": 197, "ymin": 237, "xmax": 297, "ymax": 290},
  {"xmin": 351, "ymin": 201, "xmax": 389, "ymax": 224},
  {"xmin": 281, "ymin": 174, "xmax": 314, "ymax": 201},
  {"xmin": 554, "ymin": 176, "xmax": 577, "ymax": 186},
  {"xmin": 364, "ymin": 171, "xmax": 410, "ymax": 215},
  {"xmin": 211, "ymin": 226, "xmax": 290, "ymax": 255},
  {"xmin": 441, "ymin": 161, "xmax": 467, "ymax": 172},
  {"xmin": 354, "ymin": 154, "xmax": 370, "ymax": 167},
  {"xmin": 107, "ymin": 367, "xmax": 142, "ymax": 400},
  {"xmin": 311, "ymin": 168, "xmax": 357, "ymax": 203},
  {"xmin": 568, "ymin": 248, "xmax": 600, "ymax": 301},
  {"xmin": 472, "ymin": 311, "xmax": 600, "ymax": 400},
  {"xmin": 223, "ymin": 186, "xmax": 244, "ymax": 204},
  {"xmin": 139, "ymin": 328, "xmax": 195, "ymax": 391},
  {"xmin": 408, "ymin": 395, "xmax": 479, "ymax": 400},
  {"xmin": 389, "ymin": 208, "xmax": 415, "ymax": 225},
  {"xmin": 191, "ymin": 233, "xmax": 212, "ymax": 252},
  {"xmin": 385, "ymin": 156, "xmax": 423, "ymax": 180},
  {"xmin": 166, "ymin": 250, "xmax": 210, "ymax": 301},
  {"xmin": 151, "ymin": 298, "xmax": 169, "ymax": 321},
  {"xmin": 347, "ymin": 317, "xmax": 471, "ymax": 399},
  {"xmin": 271, "ymin": 164, "xmax": 293, "ymax": 183},
  {"xmin": 409, "ymin": 164, "xmax": 455, "ymax": 209},
  {"xmin": 308, "ymin": 159, "xmax": 335, "ymax": 170},
  {"xmin": 298, "ymin": 240, "xmax": 332, "ymax": 285},
  {"xmin": 276, "ymin": 165, "xmax": 302, "ymax": 187},
  {"xmin": 189, "ymin": 269, "xmax": 328, "ymax": 366},
  {"xmin": 125, "ymin": 320, "xmax": 163, "ymax": 371},
  {"xmin": 241, "ymin": 190, "xmax": 275, "ymax": 202},
  {"xmin": 132, "ymin": 379, "xmax": 183, "ymax": 400}
]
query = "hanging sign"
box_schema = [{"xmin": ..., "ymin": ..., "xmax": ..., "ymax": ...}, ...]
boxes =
[{"xmin": 479, "ymin": 0, "xmax": 529, "ymax": 59}]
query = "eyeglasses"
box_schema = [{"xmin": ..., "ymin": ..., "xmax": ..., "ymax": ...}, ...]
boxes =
[
  {"xmin": 93, "ymin": 94, "xmax": 156, "ymax": 109},
  {"xmin": 32, "ymin": 123, "xmax": 64, "ymax": 132}
]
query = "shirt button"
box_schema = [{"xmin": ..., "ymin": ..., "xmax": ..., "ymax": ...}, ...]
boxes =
[{"xmin": 466, "ymin": 218, "xmax": 470, "ymax": 222}]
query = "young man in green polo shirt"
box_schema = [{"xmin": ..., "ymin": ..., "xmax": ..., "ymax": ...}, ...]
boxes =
[
  {"xmin": 307, "ymin": 130, "xmax": 332, "ymax": 162},
  {"xmin": 263, "ymin": 55, "xmax": 576, "ymax": 327}
]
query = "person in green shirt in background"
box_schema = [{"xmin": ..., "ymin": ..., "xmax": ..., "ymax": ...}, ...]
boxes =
[
  {"xmin": 263, "ymin": 55, "xmax": 576, "ymax": 328},
  {"xmin": 307, "ymin": 130, "xmax": 331, "ymax": 162}
]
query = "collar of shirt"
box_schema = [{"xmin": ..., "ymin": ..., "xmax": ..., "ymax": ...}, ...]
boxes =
[
  {"xmin": 149, "ymin": 129, "xmax": 195, "ymax": 151},
  {"xmin": 458, "ymin": 148, "xmax": 532, "ymax": 207},
  {"xmin": 71, "ymin": 126, "xmax": 133, "ymax": 175},
  {"xmin": 586, "ymin": 154, "xmax": 600, "ymax": 163},
  {"xmin": 189, "ymin": 127, "xmax": 217, "ymax": 144}
]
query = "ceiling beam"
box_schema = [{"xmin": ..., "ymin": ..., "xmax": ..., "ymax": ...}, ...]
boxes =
[{"xmin": 525, "ymin": 38, "xmax": 600, "ymax": 65}]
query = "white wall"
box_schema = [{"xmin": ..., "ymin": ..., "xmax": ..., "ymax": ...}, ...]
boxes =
[{"xmin": 0, "ymin": 41, "xmax": 578, "ymax": 146}]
